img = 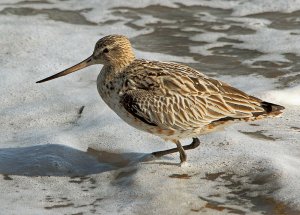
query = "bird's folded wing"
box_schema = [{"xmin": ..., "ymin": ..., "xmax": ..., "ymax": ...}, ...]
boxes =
[{"xmin": 120, "ymin": 61, "xmax": 265, "ymax": 130}]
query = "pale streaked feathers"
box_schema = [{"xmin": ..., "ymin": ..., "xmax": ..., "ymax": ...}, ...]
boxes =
[
  {"xmin": 95, "ymin": 35, "xmax": 283, "ymax": 140},
  {"xmin": 37, "ymin": 34, "xmax": 285, "ymax": 163}
]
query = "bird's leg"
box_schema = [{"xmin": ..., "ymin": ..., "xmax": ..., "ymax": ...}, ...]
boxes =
[
  {"xmin": 175, "ymin": 140, "xmax": 187, "ymax": 163},
  {"xmin": 183, "ymin": 137, "xmax": 200, "ymax": 150},
  {"xmin": 152, "ymin": 138, "xmax": 200, "ymax": 162}
]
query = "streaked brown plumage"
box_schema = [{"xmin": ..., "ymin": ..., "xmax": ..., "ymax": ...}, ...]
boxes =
[{"xmin": 37, "ymin": 35, "xmax": 285, "ymax": 164}]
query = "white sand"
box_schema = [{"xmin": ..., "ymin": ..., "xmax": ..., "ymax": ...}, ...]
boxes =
[{"xmin": 0, "ymin": 0, "xmax": 300, "ymax": 214}]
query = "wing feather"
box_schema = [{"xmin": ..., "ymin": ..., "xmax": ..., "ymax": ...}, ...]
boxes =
[{"xmin": 120, "ymin": 60, "xmax": 266, "ymax": 130}]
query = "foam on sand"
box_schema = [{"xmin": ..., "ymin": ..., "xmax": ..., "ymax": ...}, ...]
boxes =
[
  {"xmin": 0, "ymin": 0, "xmax": 300, "ymax": 214},
  {"xmin": 263, "ymin": 85, "xmax": 300, "ymax": 106}
]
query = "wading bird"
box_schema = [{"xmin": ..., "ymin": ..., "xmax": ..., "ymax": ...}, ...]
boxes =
[{"xmin": 37, "ymin": 35, "xmax": 284, "ymax": 164}]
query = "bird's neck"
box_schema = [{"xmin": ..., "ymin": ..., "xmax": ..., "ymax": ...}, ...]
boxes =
[
  {"xmin": 109, "ymin": 56, "xmax": 135, "ymax": 71},
  {"xmin": 105, "ymin": 47, "xmax": 135, "ymax": 71}
]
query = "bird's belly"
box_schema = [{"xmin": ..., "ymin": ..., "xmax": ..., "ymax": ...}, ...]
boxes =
[{"xmin": 97, "ymin": 86, "xmax": 147, "ymax": 130}]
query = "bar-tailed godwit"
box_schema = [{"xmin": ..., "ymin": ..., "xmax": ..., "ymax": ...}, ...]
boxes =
[{"xmin": 37, "ymin": 35, "xmax": 284, "ymax": 164}]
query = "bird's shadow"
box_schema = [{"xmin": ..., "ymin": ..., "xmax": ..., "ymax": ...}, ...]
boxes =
[{"xmin": 0, "ymin": 144, "xmax": 158, "ymax": 177}]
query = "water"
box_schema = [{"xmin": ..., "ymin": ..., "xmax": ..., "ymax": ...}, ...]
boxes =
[{"xmin": 0, "ymin": 0, "xmax": 300, "ymax": 214}]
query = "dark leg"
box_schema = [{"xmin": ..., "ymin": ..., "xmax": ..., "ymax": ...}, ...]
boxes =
[
  {"xmin": 175, "ymin": 140, "xmax": 187, "ymax": 163},
  {"xmin": 152, "ymin": 138, "xmax": 200, "ymax": 162}
]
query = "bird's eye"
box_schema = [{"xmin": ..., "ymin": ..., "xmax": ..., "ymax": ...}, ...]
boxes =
[{"xmin": 103, "ymin": 48, "xmax": 109, "ymax": 53}]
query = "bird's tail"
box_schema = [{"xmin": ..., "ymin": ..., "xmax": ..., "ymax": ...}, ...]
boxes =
[{"xmin": 260, "ymin": 101, "xmax": 285, "ymax": 116}]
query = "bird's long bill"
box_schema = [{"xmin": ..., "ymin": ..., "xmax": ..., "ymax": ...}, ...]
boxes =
[{"xmin": 36, "ymin": 55, "xmax": 94, "ymax": 83}]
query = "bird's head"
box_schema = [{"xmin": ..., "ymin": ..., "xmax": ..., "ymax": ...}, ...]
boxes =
[
  {"xmin": 36, "ymin": 35, "xmax": 135, "ymax": 83},
  {"xmin": 93, "ymin": 35, "xmax": 135, "ymax": 67}
]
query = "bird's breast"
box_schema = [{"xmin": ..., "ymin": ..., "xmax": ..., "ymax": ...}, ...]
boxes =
[{"xmin": 97, "ymin": 71, "xmax": 122, "ymax": 108}]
